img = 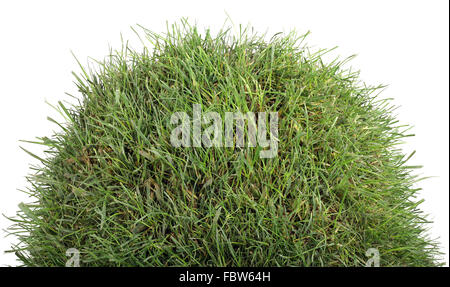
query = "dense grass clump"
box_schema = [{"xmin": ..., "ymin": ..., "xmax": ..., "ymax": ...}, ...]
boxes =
[{"xmin": 9, "ymin": 21, "xmax": 441, "ymax": 266}]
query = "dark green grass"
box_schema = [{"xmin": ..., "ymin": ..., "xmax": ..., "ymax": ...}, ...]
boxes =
[{"xmin": 7, "ymin": 20, "xmax": 442, "ymax": 266}]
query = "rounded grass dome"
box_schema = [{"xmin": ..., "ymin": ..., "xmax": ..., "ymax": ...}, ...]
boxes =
[{"xmin": 10, "ymin": 21, "xmax": 441, "ymax": 266}]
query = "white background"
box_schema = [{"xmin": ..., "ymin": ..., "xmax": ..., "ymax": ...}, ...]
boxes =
[{"xmin": 0, "ymin": 0, "xmax": 448, "ymax": 266}]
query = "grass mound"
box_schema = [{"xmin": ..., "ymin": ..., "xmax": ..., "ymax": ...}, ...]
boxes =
[{"xmin": 9, "ymin": 21, "xmax": 441, "ymax": 266}]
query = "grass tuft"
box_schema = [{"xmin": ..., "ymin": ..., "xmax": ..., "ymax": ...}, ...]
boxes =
[{"xmin": 7, "ymin": 20, "xmax": 442, "ymax": 266}]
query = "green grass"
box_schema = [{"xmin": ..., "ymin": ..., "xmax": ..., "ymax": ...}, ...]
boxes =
[{"xmin": 7, "ymin": 20, "xmax": 442, "ymax": 266}]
